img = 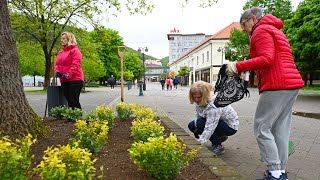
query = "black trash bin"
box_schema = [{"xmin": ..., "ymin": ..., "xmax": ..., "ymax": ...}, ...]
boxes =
[
  {"xmin": 47, "ymin": 86, "xmax": 68, "ymax": 116},
  {"xmin": 127, "ymin": 81, "xmax": 132, "ymax": 90}
]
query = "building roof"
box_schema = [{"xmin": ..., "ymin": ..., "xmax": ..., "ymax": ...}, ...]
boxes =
[{"xmin": 169, "ymin": 22, "xmax": 241, "ymax": 66}]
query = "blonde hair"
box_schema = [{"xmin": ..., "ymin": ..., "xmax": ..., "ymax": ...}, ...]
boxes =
[
  {"xmin": 61, "ymin": 32, "xmax": 77, "ymax": 46},
  {"xmin": 189, "ymin": 81, "xmax": 214, "ymax": 106}
]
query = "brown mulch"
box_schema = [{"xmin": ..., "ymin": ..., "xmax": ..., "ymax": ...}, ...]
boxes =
[{"xmin": 29, "ymin": 118, "xmax": 218, "ymax": 180}]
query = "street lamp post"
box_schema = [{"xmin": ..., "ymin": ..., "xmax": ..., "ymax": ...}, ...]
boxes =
[
  {"xmin": 217, "ymin": 47, "xmax": 225, "ymax": 66},
  {"xmin": 138, "ymin": 47, "xmax": 148, "ymax": 91}
]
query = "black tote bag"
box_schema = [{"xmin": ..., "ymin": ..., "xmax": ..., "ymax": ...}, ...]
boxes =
[{"xmin": 214, "ymin": 64, "xmax": 250, "ymax": 107}]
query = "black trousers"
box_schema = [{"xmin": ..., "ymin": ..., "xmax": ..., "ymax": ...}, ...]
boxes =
[
  {"xmin": 61, "ymin": 81, "xmax": 83, "ymax": 109},
  {"xmin": 188, "ymin": 117, "xmax": 237, "ymax": 145}
]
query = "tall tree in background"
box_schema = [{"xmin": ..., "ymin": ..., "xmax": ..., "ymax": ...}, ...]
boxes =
[
  {"xmin": 124, "ymin": 52, "xmax": 144, "ymax": 80},
  {"xmin": 91, "ymin": 28, "xmax": 124, "ymax": 80},
  {"xmin": 284, "ymin": 0, "xmax": 320, "ymax": 85},
  {"xmin": 0, "ymin": 0, "xmax": 44, "ymax": 138}
]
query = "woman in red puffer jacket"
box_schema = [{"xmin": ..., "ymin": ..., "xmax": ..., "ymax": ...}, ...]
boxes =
[
  {"xmin": 55, "ymin": 32, "xmax": 84, "ymax": 109},
  {"xmin": 226, "ymin": 7, "xmax": 304, "ymax": 180}
]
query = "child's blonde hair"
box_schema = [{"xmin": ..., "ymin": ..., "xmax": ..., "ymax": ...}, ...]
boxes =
[
  {"xmin": 61, "ymin": 32, "xmax": 77, "ymax": 46},
  {"xmin": 189, "ymin": 81, "xmax": 214, "ymax": 106}
]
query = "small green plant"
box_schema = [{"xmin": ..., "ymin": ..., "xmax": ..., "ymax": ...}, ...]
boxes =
[
  {"xmin": 134, "ymin": 107, "xmax": 156, "ymax": 121},
  {"xmin": 83, "ymin": 112, "xmax": 98, "ymax": 122},
  {"xmin": 62, "ymin": 108, "xmax": 83, "ymax": 121},
  {"xmin": 95, "ymin": 106, "xmax": 115, "ymax": 129},
  {"xmin": 70, "ymin": 120, "xmax": 109, "ymax": 153},
  {"xmin": 116, "ymin": 102, "xmax": 132, "ymax": 121},
  {"xmin": 0, "ymin": 133, "xmax": 35, "ymax": 180},
  {"xmin": 130, "ymin": 119, "xmax": 164, "ymax": 142},
  {"xmin": 128, "ymin": 133, "xmax": 198, "ymax": 180},
  {"xmin": 36, "ymin": 144, "xmax": 96, "ymax": 179},
  {"xmin": 50, "ymin": 106, "xmax": 67, "ymax": 119}
]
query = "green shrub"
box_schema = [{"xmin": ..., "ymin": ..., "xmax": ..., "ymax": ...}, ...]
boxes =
[
  {"xmin": 36, "ymin": 144, "xmax": 96, "ymax": 179},
  {"xmin": 50, "ymin": 106, "xmax": 67, "ymax": 119},
  {"xmin": 128, "ymin": 133, "xmax": 198, "ymax": 180},
  {"xmin": 70, "ymin": 120, "xmax": 109, "ymax": 154},
  {"xmin": 83, "ymin": 112, "xmax": 98, "ymax": 122},
  {"xmin": 62, "ymin": 108, "xmax": 83, "ymax": 121},
  {"xmin": 134, "ymin": 107, "xmax": 156, "ymax": 121},
  {"xmin": 0, "ymin": 134, "xmax": 35, "ymax": 180},
  {"xmin": 130, "ymin": 119, "xmax": 164, "ymax": 142},
  {"xmin": 95, "ymin": 106, "xmax": 115, "ymax": 129},
  {"xmin": 116, "ymin": 102, "xmax": 132, "ymax": 121}
]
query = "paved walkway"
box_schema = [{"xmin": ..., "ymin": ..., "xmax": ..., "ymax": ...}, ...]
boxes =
[{"xmin": 26, "ymin": 83, "xmax": 320, "ymax": 180}]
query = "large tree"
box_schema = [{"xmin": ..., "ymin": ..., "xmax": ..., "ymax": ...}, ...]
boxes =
[
  {"xmin": 0, "ymin": 0, "xmax": 44, "ymax": 138},
  {"xmin": 284, "ymin": 0, "xmax": 320, "ymax": 85},
  {"xmin": 8, "ymin": 0, "xmax": 154, "ymax": 89}
]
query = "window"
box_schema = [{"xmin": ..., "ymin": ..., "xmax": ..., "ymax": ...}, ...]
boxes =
[
  {"xmin": 207, "ymin": 51, "xmax": 209, "ymax": 62},
  {"xmin": 197, "ymin": 56, "xmax": 199, "ymax": 65},
  {"xmin": 172, "ymin": 49, "xmax": 176, "ymax": 53},
  {"xmin": 202, "ymin": 54, "xmax": 204, "ymax": 64}
]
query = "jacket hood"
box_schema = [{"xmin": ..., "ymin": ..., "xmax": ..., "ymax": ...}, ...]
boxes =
[{"xmin": 254, "ymin": 14, "xmax": 284, "ymax": 31}]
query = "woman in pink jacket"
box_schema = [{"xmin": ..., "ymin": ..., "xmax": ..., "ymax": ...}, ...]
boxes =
[
  {"xmin": 227, "ymin": 7, "xmax": 304, "ymax": 180},
  {"xmin": 55, "ymin": 32, "xmax": 84, "ymax": 109}
]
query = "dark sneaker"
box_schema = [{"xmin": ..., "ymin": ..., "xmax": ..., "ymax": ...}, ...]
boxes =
[
  {"xmin": 219, "ymin": 136, "xmax": 228, "ymax": 142},
  {"xmin": 210, "ymin": 145, "xmax": 225, "ymax": 155},
  {"xmin": 282, "ymin": 172, "xmax": 288, "ymax": 180},
  {"xmin": 257, "ymin": 170, "xmax": 286, "ymax": 180}
]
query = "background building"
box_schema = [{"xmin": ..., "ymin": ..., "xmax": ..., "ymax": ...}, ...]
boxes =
[{"xmin": 167, "ymin": 29, "xmax": 211, "ymax": 65}]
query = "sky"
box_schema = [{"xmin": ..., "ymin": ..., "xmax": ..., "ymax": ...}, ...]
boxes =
[{"xmin": 103, "ymin": 0, "xmax": 301, "ymax": 59}]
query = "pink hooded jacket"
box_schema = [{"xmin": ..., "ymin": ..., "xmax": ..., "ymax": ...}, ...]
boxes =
[{"xmin": 55, "ymin": 45, "xmax": 84, "ymax": 83}]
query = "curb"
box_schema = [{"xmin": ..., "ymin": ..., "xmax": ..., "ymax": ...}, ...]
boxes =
[
  {"xmin": 160, "ymin": 116, "xmax": 248, "ymax": 180},
  {"xmin": 293, "ymin": 111, "xmax": 320, "ymax": 120}
]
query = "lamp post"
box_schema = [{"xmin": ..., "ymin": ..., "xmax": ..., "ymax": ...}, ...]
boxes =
[
  {"xmin": 138, "ymin": 47, "xmax": 148, "ymax": 91},
  {"xmin": 118, "ymin": 46, "xmax": 126, "ymax": 102},
  {"xmin": 217, "ymin": 47, "xmax": 225, "ymax": 66}
]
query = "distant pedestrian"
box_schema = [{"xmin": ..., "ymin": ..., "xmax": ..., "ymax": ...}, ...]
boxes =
[
  {"xmin": 226, "ymin": 7, "xmax": 304, "ymax": 180},
  {"xmin": 165, "ymin": 77, "xmax": 171, "ymax": 91},
  {"xmin": 160, "ymin": 78, "xmax": 165, "ymax": 90},
  {"xmin": 173, "ymin": 77, "xmax": 180, "ymax": 89},
  {"xmin": 107, "ymin": 75, "xmax": 116, "ymax": 89},
  {"xmin": 55, "ymin": 32, "xmax": 84, "ymax": 110},
  {"xmin": 170, "ymin": 78, "xmax": 173, "ymax": 90},
  {"xmin": 187, "ymin": 81, "xmax": 239, "ymax": 155}
]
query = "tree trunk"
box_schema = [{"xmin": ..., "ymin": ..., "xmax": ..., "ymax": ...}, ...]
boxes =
[
  {"xmin": 0, "ymin": 0, "xmax": 44, "ymax": 138},
  {"xmin": 43, "ymin": 50, "xmax": 52, "ymax": 89}
]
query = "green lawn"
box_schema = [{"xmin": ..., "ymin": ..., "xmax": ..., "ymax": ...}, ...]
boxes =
[
  {"xmin": 24, "ymin": 90, "xmax": 47, "ymax": 93},
  {"xmin": 302, "ymin": 85, "xmax": 320, "ymax": 91}
]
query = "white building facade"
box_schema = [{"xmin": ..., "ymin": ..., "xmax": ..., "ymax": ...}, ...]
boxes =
[
  {"xmin": 167, "ymin": 32, "xmax": 211, "ymax": 65},
  {"xmin": 168, "ymin": 22, "xmax": 241, "ymax": 85}
]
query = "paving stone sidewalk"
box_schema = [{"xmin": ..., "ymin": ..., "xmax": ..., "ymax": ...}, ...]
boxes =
[{"xmin": 107, "ymin": 83, "xmax": 320, "ymax": 180}]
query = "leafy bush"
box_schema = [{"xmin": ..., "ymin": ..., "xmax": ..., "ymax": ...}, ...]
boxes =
[
  {"xmin": 0, "ymin": 134, "xmax": 35, "ymax": 180},
  {"xmin": 83, "ymin": 112, "xmax": 98, "ymax": 122},
  {"xmin": 36, "ymin": 144, "xmax": 96, "ymax": 179},
  {"xmin": 50, "ymin": 106, "xmax": 67, "ymax": 119},
  {"xmin": 95, "ymin": 106, "xmax": 115, "ymax": 129},
  {"xmin": 128, "ymin": 133, "xmax": 198, "ymax": 180},
  {"xmin": 70, "ymin": 120, "xmax": 109, "ymax": 154},
  {"xmin": 62, "ymin": 108, "xmax": 83, "ymax": 121},
  {"xmin": 116, "ymin": 102, "xmax": 132, "ymax": 121},
  {"xmin": 130, "ymin": 119, "xmax": 164, "ymax": 142},
  {"xmin": 134, "ymin": 107, "xmax": 156, "ymax": 121}
]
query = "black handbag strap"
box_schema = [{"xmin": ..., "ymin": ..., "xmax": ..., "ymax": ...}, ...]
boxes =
[{"xmin": 214, "ymin": 64, "xmax": 227, "ymax": 93}]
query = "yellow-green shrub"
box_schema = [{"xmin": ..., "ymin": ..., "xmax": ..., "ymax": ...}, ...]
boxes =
[
  {"xmin": 134, "ymin": 107, "xmax": 156, "ymax": 121},
  {"xmin": 128, "ymin": 133, "xmax": 198, "ymax": 180},
  {"xmin": 0, "ymin": 134, "xmax": 35, "ymax": 180},
  {"xmin": 36, "ymin": 144, "xmax": 96, "ymax": 179},
  {"xmin": 130, "ymin": 119, "xmax": 164, "ymax": 142},
  {"xmin": 70, "ymin": 120, "xmax": 109, "ymax": 154},
  {"xmin": 95, "ymin": 106, "xmax": 115, "ymax": 129},
  {"xmin": 129, "ymin": 103, "xmax": 146, "ymax": 114},
  {"xmin": 116, "ymin": 102, "xmax": 132, "ymax": 121}
]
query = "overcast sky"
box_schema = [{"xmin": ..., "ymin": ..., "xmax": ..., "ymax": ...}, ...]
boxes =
[{"xmin": 103, "ymin": 0, "xmax": 301, "ymax": 59}]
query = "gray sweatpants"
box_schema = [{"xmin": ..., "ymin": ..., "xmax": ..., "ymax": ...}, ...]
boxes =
[{"xmin": 254, "ymin": 89, "xmax": 299, "ymax": 171}]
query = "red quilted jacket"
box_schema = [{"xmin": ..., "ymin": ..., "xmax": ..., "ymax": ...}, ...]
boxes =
[
  {"xmin": 55, "ymin": 45, "xmax": 84, "ymax": 83},
  {"xmin": 236, "ymin": 14, "xmax": 304, "ymax": 93}
]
